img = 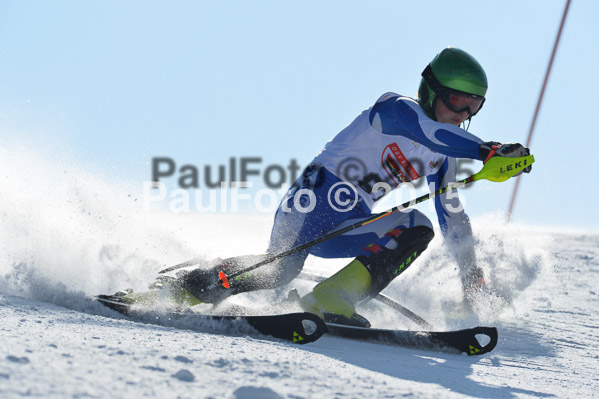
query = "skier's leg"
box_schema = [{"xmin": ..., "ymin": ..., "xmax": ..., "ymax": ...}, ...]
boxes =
[
  {"xmin": 180, "ymin": 165, "xmax": 371, "ymax": 303},
  {"xmin": 299, "ymin": 209, "xmax": 435, "ymax": 326}
]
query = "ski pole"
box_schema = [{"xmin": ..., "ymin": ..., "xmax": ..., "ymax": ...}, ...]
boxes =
[
  {"xmin": 158, "ymin": 155, "xmax": 532, "ymax": 276},
  {"xmin": 206, "ymin": 154, "xmax": 535, "ymax": 290}
]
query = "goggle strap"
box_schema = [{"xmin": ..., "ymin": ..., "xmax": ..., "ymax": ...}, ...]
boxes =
[{"xmin": 421, "ymin": 64, "xmax": 446, "ymax": 95}]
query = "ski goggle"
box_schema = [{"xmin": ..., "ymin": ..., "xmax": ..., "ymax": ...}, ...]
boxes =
[
  {"xmin": 422, "ymin": 64, "xmax": 486, "ymax": 116},
  {"xmin": 440, "ymin": 90, "xmax": 485, "ymax": 116}
]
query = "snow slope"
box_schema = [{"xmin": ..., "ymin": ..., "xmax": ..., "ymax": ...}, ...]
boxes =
[{"xmin": 1, "ymin": 146, "xmax": 598, "ymax": 398}]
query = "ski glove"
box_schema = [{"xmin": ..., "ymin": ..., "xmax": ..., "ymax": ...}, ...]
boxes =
[{"xmin": 479, "ymin": 142, "xmax": 532, "ymax": 174}]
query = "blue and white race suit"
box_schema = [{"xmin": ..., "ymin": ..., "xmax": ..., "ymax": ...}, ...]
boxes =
[{"xmin": 266, "ymin": 92, "xmax": 484, "ymax": 287}]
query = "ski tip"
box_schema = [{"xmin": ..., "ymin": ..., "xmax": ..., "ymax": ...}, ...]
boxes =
[
  {"xmin": 465, "ymin": 326, "xmax": 498, "ymax": 356},
  {"xmin": 232, "ymin": 312, "xmax": 327, "ymax": 345},
  {"xmin": 294, "ymin": 312, "xmax": 328, "ymax": 344}
]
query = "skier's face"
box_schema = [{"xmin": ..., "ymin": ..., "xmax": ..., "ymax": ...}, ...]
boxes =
[{"xmin": 434, "ymin": 99, "xmax": 470, "ymax": 126}]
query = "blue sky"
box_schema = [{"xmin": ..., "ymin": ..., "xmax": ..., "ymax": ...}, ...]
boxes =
[{"xmin": 1, "ymin": 1, "xmax": 597, "ymax": 231}]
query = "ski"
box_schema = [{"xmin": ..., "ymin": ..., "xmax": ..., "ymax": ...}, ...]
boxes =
[
  {"xmin": 324, "ymin": 322, "xmax": 498, "ymax": 356},
  {"xmin": 95, "ymin": 295, "xmax": 326, "ymax": 345},
  {"xmin": 96, "ymin": 295, "xmax": 497, "ymax": 355}
]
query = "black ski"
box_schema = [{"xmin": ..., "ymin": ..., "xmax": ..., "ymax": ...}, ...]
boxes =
[
  {"xmin": 95, "ymin": 295, "xmax": 326, "ymax": 345},
  {"xmin": 96, "ymin": 295, "xmax": 497, "ymax": 355},
  {"xmin": 324, "ymin": 322, "xmax": 498, "ymax": 356}
]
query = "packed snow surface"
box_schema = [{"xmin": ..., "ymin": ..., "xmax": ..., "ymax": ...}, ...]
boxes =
[{"xmin": 1, "ymin": 146, "xmax": 598, "ymax": 398}]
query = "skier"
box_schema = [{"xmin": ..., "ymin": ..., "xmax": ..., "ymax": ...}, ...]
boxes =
[{"xmin": 130, "ymin": 47, "xmax": 532, "ymax": 327}]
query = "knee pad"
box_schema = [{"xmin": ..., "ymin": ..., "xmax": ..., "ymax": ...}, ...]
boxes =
[
  {"xmin": 356, "ymin": 225, "xmax": 434, "ymax": 295},
  {"xmin": 408, "ymin": 209, "xmax": 434, "ymax": 230}
]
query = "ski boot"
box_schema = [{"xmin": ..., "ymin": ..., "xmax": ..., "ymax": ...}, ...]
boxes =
[
  {"xmin": 177, "ymin": 254, "xmax": 275, "ymax": 305},
  {"xmin": 299, "ymin": 225, "xmax": 435, "ymax": 327},
  {"xmin": 299, "ymin": 258, "xmax": 373, "ymax": 327},
  {"xmin": 111, "ymin": 273, "xmax": 203, "ymax": 307}
]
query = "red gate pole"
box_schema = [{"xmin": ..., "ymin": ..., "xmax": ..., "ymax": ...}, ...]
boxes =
[{"xmin": 507, "ymin": 0, "xmax": 571, "ymax": 221}]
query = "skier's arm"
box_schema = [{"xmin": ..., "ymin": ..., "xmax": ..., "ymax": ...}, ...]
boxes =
[
  {"xmin": 369, "ymin": 95, "xmax": 484, "ymax": 160},
  {"xmin": 427, "ymin": 158, "xmax": 479, "ymax": 286}
]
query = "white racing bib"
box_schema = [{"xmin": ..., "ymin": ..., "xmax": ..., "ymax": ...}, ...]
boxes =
[{"xmin": 313, "ymin": 104, "xmax": 446, "ymax": 209}]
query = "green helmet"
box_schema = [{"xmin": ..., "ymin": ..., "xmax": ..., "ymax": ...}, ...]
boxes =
[{"xmin": 418, "ymin": 47, "xmax": 488, "ymax": 119}]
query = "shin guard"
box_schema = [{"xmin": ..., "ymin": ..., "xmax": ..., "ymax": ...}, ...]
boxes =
[{"xmin": 357, "ymin": 225, "xmax": 434, "ymax": 297}]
